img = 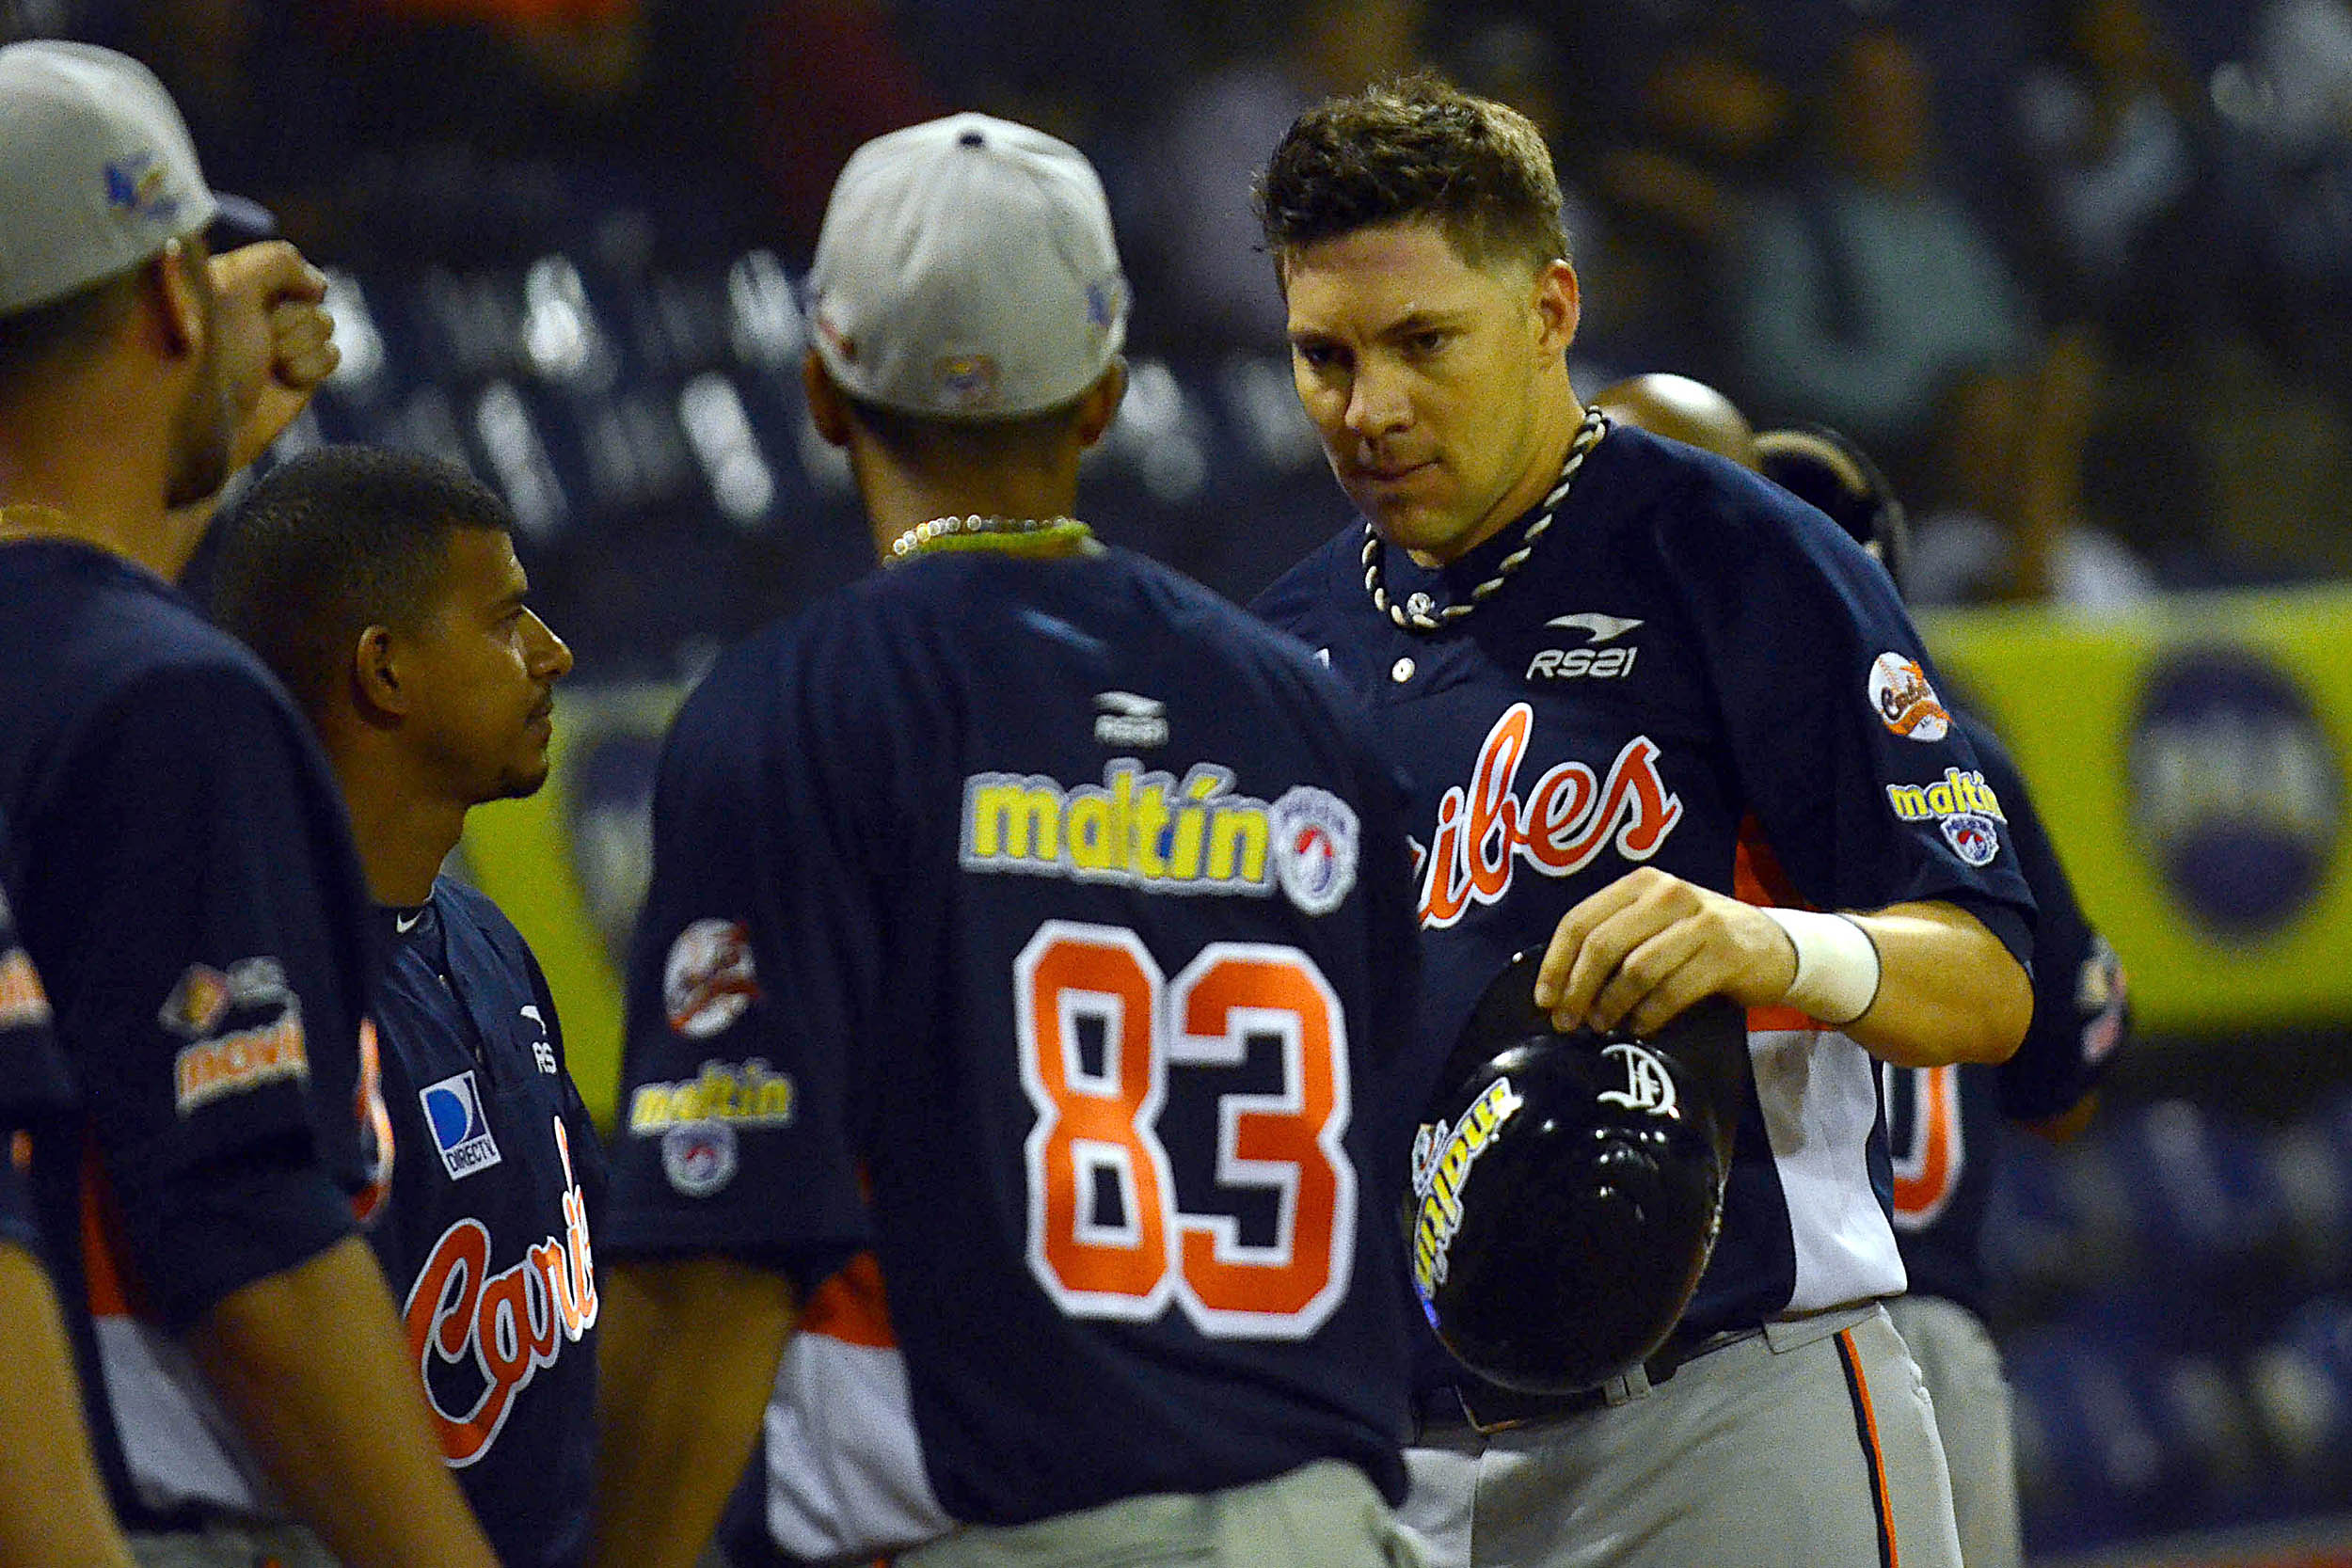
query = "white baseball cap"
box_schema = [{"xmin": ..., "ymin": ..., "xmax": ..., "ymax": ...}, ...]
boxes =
[
  {"xmin": 0, "ymin": 41, "xmax": 267, "ymax": 318},
  {"xmin": 806, "ymin": 112, "xmax": 1130, "ymax": 420}
]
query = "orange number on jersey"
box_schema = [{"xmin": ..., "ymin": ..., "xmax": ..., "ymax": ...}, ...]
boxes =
[
  {"xmin": 1016, "ymin": 925, "xmax": 1173, "ymax": 1317},
  {"xmin": 1170, "ymin": 944, "xmax": 1353, "ymax": 1335},
  {"xmin": 1883, "ymin": 1062, "xmax": 1963, "ymax": 1228},
  {"xmin": 1015, "ymin": 923, "xmax": 1353, "ymax": 1340}
]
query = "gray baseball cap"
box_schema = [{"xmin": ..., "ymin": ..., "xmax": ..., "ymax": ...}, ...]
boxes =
[
  {"xmin": 0, "ymin": 40, "xmax": 268, "ymax": 318},
  {"xmin": 806, "ymin": 112, "xmax": 1129, "ymax": 420}
]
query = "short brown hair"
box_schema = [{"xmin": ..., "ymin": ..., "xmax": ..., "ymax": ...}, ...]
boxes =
[{"xmin": 1255, "ymin": 74, "xmax": 1569, "ymax": 278}]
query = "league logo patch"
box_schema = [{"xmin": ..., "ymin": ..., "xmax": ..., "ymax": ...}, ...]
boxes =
[
  {"xmin": 1269, "ymin": 786, "xmax": 1359, "ymax": 917},
  {"xmin": 662, "ymin": 1120, "xmax": 739, "ymax": 1197},
  {"xmin": 1868, "ymin": 652, "xmax": 1950, "ymax": 742},
  {"xmin": 420, "ymin": 1070, "xmax": 503, "ymax": 1180},
  {"xmin": 1941, "ymin": 812, "xmax": 2002, "ymax": 867},
  {"xmin": 664, "ymin": 919, "xmax": 760, "ymax": 1038}
]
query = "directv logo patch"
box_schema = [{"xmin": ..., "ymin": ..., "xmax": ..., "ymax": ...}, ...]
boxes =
[{"xmin": 420, "ymin": 1070, "xmax": 501, "ymax": 1180}]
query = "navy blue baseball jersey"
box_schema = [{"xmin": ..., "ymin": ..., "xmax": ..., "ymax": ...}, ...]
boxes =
[
  {"xmin": 368, "ymin": 878, "xmax": 601, "ymax": 1568},
  {"xmin": 604, "ymin": 545, "xmax": 1423, "ymax": 1560},
  {"xmin": 0, "ymin": 868, "xmax": 70, "ymax": 1255},
  {"xmin": 1882, "ymin": 711, "xmax": 2125, "ymax": 1315},
  {"xmin": 1253, "ymin": 423, "xmax": 2038, "ymax": 1361},
  {"xmin": 0, "ymin": 540, "xmax": 389, "ymax": 1530}
]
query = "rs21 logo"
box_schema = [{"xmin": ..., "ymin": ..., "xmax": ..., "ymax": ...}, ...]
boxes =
[
  {"xmin": 403, "ymin": 1116, "xmax": 596, "ymax": 1465},
  {"xmin": 1413, "ymin": 705, "xmax": 1684, "ymax": 928}
]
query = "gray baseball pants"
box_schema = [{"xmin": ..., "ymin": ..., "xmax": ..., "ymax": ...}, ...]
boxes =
[
  {"xmin": 896, "ymin": 1460, "xmax": 1422, "ymax": 1568},
  {"xmin": 1884, "ymin": 1294, "xmax": 2022, "ymax": 1568},
  {"xmin": 1400, "ymin": 1301, "xmax": 1963, "ymax": 1568}
]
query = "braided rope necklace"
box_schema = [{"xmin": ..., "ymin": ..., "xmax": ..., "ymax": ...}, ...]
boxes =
[{"xmin": 1360, "ymin": 404, "xmax": 1610, "ymax": 633}]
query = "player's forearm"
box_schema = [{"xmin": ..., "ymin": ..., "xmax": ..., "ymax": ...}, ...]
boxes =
[
  {"xmin": 0, "ymin": 1245, "xmax": 135, "ymax": 1568},
  {"xmin": 1840, "ymin": 901, "xmax": 2030, "ymax": 1068},
  {"xmin": 592, "ymin": 1257, "xmax": 798, "ymax": 1568},
  {"xmin": 185, "ymin": 1234, "xmax": 500, "ymax": 1568}
]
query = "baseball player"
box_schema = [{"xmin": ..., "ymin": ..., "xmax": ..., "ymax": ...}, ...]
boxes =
[
  {"xmin": 210, "ymin": 445, "xmax": 601, "ymax": 1568},
  {"xmin": 592, "ymin": 113, "xmax": 1427, "ymax": 1568},
  {"xmin": 1250, "ymin": 79, "xmax": 2038, "ymax": 1568},
  {"xmin": 0, "ymin": 854, "xmax": 138, "ymax": 1567},
  {"xmin": 1749, "ymin": 421, "xmax": 2130, "ymax": 1568},
  {"xmin": 0, "ymin": 41, "xmax": 501, "ymax": 1568}
]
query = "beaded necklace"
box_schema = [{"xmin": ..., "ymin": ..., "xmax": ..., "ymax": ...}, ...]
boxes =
[
  {"xmin": 884, "ymin": 513, "xmax": 1096, "ymax": 565},
  {"xmin": 1361, "ymin": 405, "xmax": 1610, "ymax": 633}
]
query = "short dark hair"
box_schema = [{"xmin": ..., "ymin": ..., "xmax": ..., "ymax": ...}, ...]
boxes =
[
  {"xmin": 1255, "ymin": 73, "xmax": 1570, "ymax": 278},
  {"xmin": 843, "ymin": 388, "xmax": 1089, "ymax": 471},
  {"xmin": 211, "ymin": 446, "xmax": 515, "ymax": 715}
]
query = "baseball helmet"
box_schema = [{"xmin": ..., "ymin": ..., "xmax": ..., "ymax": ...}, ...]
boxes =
[
  {"xmin": 1406, "ymin": 951, "xmax": 1743, "ymax": 1394},
  {"xmin": 1754, "ymin": 424, "xmax": 1912, "ymax": 599}
]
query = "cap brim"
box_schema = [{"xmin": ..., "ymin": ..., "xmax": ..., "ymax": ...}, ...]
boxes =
[{"xmin": 206, "ymin": 192, "xmax": 278, "ymax": 247}]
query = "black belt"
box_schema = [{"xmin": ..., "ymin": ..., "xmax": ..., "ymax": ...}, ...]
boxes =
[{"xmin": 1416, "ymin": 1325, "xmax": 1763, "ymax": 1435}]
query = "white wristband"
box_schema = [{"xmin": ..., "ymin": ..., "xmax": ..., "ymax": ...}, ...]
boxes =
[{"xmin": 1759, "ymin": 907, "xmax": 1882, "ymax": 1027}]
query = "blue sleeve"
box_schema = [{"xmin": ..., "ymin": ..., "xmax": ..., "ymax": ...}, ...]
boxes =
[
  {"xmin": 1660, "ymin": 469, "xmax": 2037, "ymax": 963},
  {"xmin": 0, "ymin": 888, "xmax": 72, "ymax": 1126},
  {"xmin": 42, "ymin": 666, "xmax": 363, "ymax": 1327},
  {"xmin": 601, "ymin": 641, "xmax": 872, "ymax": 1295},
  {"xmin": 1955, "ymin": 717, "xmax": 2127, "ymax": 1122}
]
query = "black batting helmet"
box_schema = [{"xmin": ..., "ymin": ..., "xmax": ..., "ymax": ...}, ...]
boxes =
[
  {"xmin": 1406, "ymin": 951, "xmax": 1743, "ymax": 1394},
  {"xmin": 1755, "ymin": 424, "xmax": 1911, "ymax": 599}
]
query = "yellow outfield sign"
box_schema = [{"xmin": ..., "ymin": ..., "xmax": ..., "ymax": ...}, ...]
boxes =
[{"xmin": 1922, "ymin": 585, "xmax": 2352, "ymax": 1032}]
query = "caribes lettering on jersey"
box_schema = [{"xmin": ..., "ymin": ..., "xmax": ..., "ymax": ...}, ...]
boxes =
[
  {"xmin": 403, "ymin": 1116, "xmax": 596, "ymax": 1466},
  {"xmin": 1414, "ymin": 704, "xmax": 1684, "ymax": 929}
]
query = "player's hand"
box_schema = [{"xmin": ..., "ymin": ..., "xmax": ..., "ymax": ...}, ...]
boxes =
[
  {"xmin": 208, "ymin": 241, "xmax": 340, "ymax": 474},
  {"xmin": 1532, "ymin": 867, "xmax": 1797, "ymax": 1037}
]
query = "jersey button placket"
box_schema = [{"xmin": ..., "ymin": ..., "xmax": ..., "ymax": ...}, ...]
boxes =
[{"xmin": 1391, "ymin": 657, "xmax": 1415, "ymax": 684}]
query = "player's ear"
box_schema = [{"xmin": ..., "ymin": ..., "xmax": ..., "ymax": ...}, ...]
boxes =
[
  {"xmin": 802, "ymin": 350, "xmax": 852, "ymax": 448},
  {"xmin": 352, "ymin": 624, "xmax": 409, "ymax": 721},
  {"xmin": 1073, "ymin": 359, "xmax": 1127, "ymax": 451},
  {"xmin": 1533, "ymin": 257, "xmax": 1579, "ymax": 358},
  {"xmin": 151, "ymin": 238, "xmax": 205, "ymax": 359}
]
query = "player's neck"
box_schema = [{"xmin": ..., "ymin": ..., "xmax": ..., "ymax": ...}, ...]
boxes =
[
  {"xmin": 1407, "ymin": 385, "xmax": 1595, "ymax": 570},
  {"xmin": 854, "ymin": 453, "xmax": 1082, "ymax": 566},
  {"xmin": 338, "ymin": 756, "xmax": 468, "ymax": 909},
  {"xmin": 0, "ymin": 404, "xmax": 187, "ymax": 578}
]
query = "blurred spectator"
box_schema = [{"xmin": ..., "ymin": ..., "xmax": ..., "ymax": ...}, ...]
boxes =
[
  {"xmin": 1728, "ymin": 25, "xmax": 2150, "ymax": 606},
  {"xmin": 2221, "ymin": 0, "xmax": 2352, "ymax": 391},
  {"xmin": 1730, "ymin": 25, "xmax": 2037, "ymax": 476},
  {"xmin": 1585, "ymin": 3, "xmax": 1798, "ymax": 382},
  {"xmin": 2010, "ymin": 0, "xmax": 2214, "ymax": 358},
  {"xmin": 1138, "ymin": 0, "xmax": 1424, "ymax": 353}
]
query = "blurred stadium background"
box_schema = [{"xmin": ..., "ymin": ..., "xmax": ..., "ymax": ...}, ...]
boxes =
[{"xmin": 13, "ymin": 0, "xmax": 2352, "ymax": 1560}]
